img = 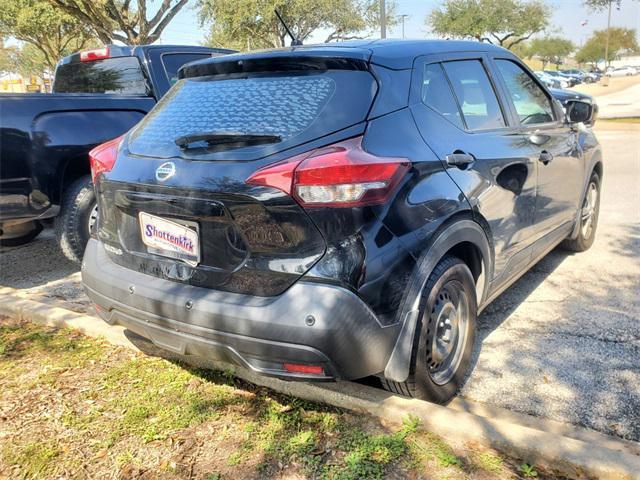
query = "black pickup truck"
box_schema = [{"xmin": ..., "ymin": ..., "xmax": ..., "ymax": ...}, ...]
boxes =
[{"xmin": 0, "ymin": 44, "xmax": 232, "ymax": 262}]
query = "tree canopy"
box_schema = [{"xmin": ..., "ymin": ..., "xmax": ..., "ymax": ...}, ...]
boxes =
[
  {"xmin": 583, "ymin": 0, "xmax": 624, "ymax": 11},
  {"xmin": 0, "ymin": 40, "xmax": 20, "ymax": 75},
  {"xmin": 575, "ymin": 27, "xmax": 638, "ymax": 65},
  {"xmin": 527, "ymin": 36, "xmax": 575, "ymax": 68},
  {"xmin": 428, "ymin": 0, "xmax": 551, "ymax": 49},
  {"xmin": 48, "ymin": 0, "xmax": 189, "ymax": 45},
  {"xmin": 0, "ymin": 0, "xmax": 96, "ymax": 71},
  {"xmin": 198, "ymin": 0, "xmax": 396, "ymax": 51}
]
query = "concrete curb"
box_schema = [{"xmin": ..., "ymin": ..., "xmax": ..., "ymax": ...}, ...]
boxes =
[{"xmin": 1, "ymin": 292, "xmax": 639, "ymax": 480}]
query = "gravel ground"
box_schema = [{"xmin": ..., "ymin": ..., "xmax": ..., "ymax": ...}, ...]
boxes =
[
  {"xmin": 1, "ymin": 124, "xmax": 638, "ymax": 442},
  {"xmin": 462, "ymin": 123, "xmax": 640, "ymax": 441}
]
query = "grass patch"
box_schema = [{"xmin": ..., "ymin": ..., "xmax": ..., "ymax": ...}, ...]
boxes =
[
  {"xmin": 2, "ymin": 440, "xmax": 60, "ymax": 478},
  {"xmin": 600, "ymin": 116, "xmax": 640, "ymax": 123},
  {"xmin": 472, "ymin": 450, "xmax": 504, "ymax": 473},
  {"xmin": 0, "ymin": 322, "xmax": 540, "ymax": 478}
]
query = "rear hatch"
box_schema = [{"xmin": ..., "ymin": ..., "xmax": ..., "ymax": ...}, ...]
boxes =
[{"xmin": 96, "ymin": 49, "xmax": 378, "ymax": 296}]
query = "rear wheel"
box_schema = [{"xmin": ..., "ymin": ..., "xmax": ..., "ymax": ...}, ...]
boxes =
[
  {"xmin": 55, "ymin": 176, "xmax": 96, "ymax": 264},
  {"xmin": 562, "ymin": 171, "xmax": 600, "ymax": 252},
  {"xmin": 381, "ymin": 255, "xmax": 477, "ymax": 404}
]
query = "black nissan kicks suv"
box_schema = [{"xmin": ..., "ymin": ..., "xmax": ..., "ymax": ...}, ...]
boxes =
[{"xmin": 82, "ymin": 40, "xmax": 601, "ymax": 403}]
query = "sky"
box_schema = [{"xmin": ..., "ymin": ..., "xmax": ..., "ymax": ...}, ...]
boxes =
[{"xmin": 159, "ymin": 0, "xmax": 640, "ymax": 47}]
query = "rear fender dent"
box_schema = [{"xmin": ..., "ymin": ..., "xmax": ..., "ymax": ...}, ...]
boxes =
[{"xmin": 383, "ymin": 219, "xmax": 491, "ymax": 383}]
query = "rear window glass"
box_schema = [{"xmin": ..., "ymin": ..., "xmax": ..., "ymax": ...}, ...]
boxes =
[
  {"xmin": 161, "ymin": 53, "xmax": 212, "ymax": 86},
  {"xmin": 422, "ymin": 63, "xmax": 464, "ymax": 129},
  {"xmin": 128, "ymin": 70, "xmax": 376, "ymax": 160},
  {"xmin": 53, "ymin": 57, "xmax": 149, "ymax": 95},
  {"xmin": 442, "ymin": 60, "xmax": 505, "ymax": 130}
]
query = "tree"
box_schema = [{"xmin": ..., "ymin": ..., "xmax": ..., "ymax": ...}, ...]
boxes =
[
  {"xmin": 428, "ymin": 0, "xmax": 551, "ymax": 49},
  {"xmin": 583, "ymin": 0, "xmax": 623, "ymax": 10},
  {"xmin": 575, "ymin": 28, "xmax": 638, "ymax": 66},
  {"xmin": 0, "ymin": 40, "xmax": 20, "ymax": 74},
  {"xmin": 0, "ymin": 0, "xmax": 96, "ymax": 71},
  {"xmin": 198, "ymin": 0, "xmax": 397, "ymax": 51},
  {"xmin": 582, "ymin": 1, "xmax": 638, "ymax": 66},
  {"xmin": 527, "ymin": 36, "xmax": 574, "ymax": 68},
  {"xmin": 48, "ymin": 0, "xmax": 189, "ymax": 45}
]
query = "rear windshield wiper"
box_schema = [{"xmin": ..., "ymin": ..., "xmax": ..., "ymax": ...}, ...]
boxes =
[{"xmin": 175, "ymin": 132, "xmax": 282, "ymax": 150}]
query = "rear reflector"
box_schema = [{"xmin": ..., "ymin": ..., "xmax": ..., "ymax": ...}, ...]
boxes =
[
  {"xmin": 89, "ymin": 136, "xmax": 124, "ymax": 183},
  {"xmin": 283, "ymin": 363, "xmax": 325, "ymax": 375},
  {"xmin": 80, "ymin": 47, "xmax": 110, "ymax": 62},
  {"xmin": 246, "ymin": 136, "xmax": 409, "ymax": 208}
]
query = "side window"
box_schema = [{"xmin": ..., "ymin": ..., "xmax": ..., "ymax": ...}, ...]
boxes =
[
  {"xmin": 495, "ymin": 59, "xmax": 555, "ymax": 125},
  {"xmin": 161, "ymin": 53, "xmax": 212, "ymax": 85},
  {"xmin": 421, "ymin": 63, "xmax": 464, "ymax": 129},
  {"xmin": 442, "ymin": 60, "xmax": 506, "ymax": 130}
]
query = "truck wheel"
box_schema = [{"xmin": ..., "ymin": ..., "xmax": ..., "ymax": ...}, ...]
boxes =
[
  {"xmin": 381, "ymin": 255, "xmax": 477, "ymax": 404},
  {"xmin": 55, "ymin": 176, "xmax": 96, "ymax": 264},
  {"xmin": 0, "ymin": 221, "xmax": 43, "ymax": 247},
  {"xmin": 562, "ymin": 171, "xmax": 600, "ymax": 252}
]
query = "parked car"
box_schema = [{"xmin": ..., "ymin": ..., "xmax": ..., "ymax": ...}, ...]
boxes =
[
  {"xmin": 562, "ymin": 69, "xmax": 596, "ymax": 83},
  {"xmin": 534, "ymin": 71, "xmax": 562, "ymax": 89},
  {"xmin": 542, "ymin": 70, "xmax": 572, "ymax": 88},
  {"xmin": 606, "ymin": 66, "xmax": 637, "ymax": 77},
  {"xmin": 0, "ymin": 44, "xmax": 233, "ymax": 261},
  {"xmin": 82, "ymin": 40, "xmax": 602, "ymax": 403}
]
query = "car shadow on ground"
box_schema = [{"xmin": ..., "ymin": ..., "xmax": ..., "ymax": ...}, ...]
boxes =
[
  {"xmin": 469, "ymin": 247, "xmax": 571, "ymax": 371},
  {"xmin": 463, "ymin": 223, "xmax": 640, "ymax": 442}
]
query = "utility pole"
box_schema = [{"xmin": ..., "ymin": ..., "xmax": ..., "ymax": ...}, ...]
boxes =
[
  {"xmin": 604, "ymin": 0, "xmax": 613, "ymax": 69},
  {"xmin": 380, "ymin": 0, "xmax": 386, "ymax": 39},
  {"xmin": 399, "ymin": 14, "xmax": 409, "ymax": 39}
]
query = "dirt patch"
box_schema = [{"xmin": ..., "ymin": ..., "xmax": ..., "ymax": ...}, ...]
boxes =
[{"xmin": 571, "ymin": 75, "xmax": 640, "ymax": 97}]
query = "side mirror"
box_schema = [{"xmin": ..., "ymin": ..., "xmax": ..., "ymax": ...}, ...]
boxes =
[{"xmin": 566, "ymin": 100, "xmax": 594, "ymax": 125}]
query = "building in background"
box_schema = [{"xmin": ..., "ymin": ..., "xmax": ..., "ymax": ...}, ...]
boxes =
[{"xmin": 0, "ymin": 73, "xmax": 51, "ymax": 93}]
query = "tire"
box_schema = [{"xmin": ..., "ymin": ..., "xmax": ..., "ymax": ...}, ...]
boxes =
[
  {"xmin": 381, "ymin": 255, "xmax": 477, "ymax": 404},
  {"xmin": 55, "ymin": 176, "xmax": 97, "ymax": 264},
  {"xmin": 0, "ymin": 221, "xmax": 43, "ymax": 247},
  {"xmin": 561, "ymin": 171, "xmax": 600, "ymax": 252}
]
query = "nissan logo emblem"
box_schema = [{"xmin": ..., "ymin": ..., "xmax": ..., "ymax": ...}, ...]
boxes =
[{"xmin": 155, "ymin": 162, "xmax": 176, "ymax": 182}]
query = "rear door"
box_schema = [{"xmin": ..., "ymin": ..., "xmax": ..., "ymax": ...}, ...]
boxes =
[
  {"xmin": 410, "ymin": 52, "xmax": 538, "ymax": 286},
  {"xmin": 490, "ymin": 57, "xmax": 582, "ymax": 248}
]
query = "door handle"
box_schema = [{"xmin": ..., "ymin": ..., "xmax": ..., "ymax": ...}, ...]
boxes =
[
  {"xmin": 446, "ymin": 152, "xmax": 475, "ymax": 169},
  {"xmin": 539, "ymin": 151, "xmax": 553, "ymax": 165}
]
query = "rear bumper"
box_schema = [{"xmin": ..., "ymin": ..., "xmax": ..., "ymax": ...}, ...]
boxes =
[{"xmin": 82, "ymin": 239, "xmax": 399, "ymax": 380}]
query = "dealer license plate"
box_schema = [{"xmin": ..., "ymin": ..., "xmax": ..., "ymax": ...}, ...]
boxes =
[{"xmin": 139, "ymin": 212, "xmax": 200, "ymax": 266}]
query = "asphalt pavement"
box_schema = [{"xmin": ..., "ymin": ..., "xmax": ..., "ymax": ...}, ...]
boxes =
[
  {"xmin": 1, "ymin": 123, "xmax": 638, "ymax": 442},
  {"xmin": 461, "ymin": 122, "xmax": 640, "ymax": 441}
]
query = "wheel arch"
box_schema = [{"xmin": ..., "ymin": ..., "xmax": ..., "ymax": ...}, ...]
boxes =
[
  {"xmin": 383, "ymin": 213, "xmax": 492, "ymax": 383},
  {"xmin": 60, "ymin": 154, "xmax": 91, "ymax": 194},
  {"xmin": 569, "ymin": 152, "xmax": 603, "ymax": 240}
]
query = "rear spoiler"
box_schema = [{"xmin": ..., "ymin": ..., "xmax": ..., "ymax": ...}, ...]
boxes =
[{"xmin": 179, "ymin": 49, "xmax": 372, "ymax": 79}]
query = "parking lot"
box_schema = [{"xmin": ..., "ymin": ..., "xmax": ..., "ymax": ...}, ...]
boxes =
[{"xmin": 1, "ymin": 121, "xmax": 638, "ymax": 443}]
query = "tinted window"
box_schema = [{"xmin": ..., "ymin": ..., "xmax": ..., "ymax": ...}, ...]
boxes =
[
  {"xmin": 161, "ymin": 53, "xmax": 212, "ymax": 86},
  {"xmin": 128, "ymin": 70, "xmax": 376, "ymax": 160},
  {"xmin": 442, "ymin": 60, "xmax": 505, "ymax": 130},
  {"xmin": 53, "ymin": 57, "xmax": 149, "ymax": 94},
  {"xmin": 496, "ymin": 60, "xmax": 554, "ymax": 125},
  {"xmin": 422, "ymin": 63, "xmax": 464, "ymax": 129}
]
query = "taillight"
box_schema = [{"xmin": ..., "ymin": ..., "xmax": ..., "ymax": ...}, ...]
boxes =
[
  {"xmin": 246, "ymin": 137, "xmax": 410, "ymax": 208},
  {"xmin": 89, "ymin": 136, "xmax": 124, "ymax": 183},
  {"xmin": 283, "ymin": 363, "xmax": 325, "ymax": 375},
  {"xmin": 80, "ymin": 47, "xmax": 109, "ymax": 62}
]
